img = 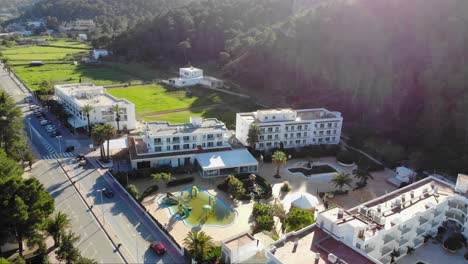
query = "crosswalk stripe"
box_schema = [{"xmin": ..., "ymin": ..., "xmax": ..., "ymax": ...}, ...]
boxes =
[{"xmin": 43, "ymin": 152, "xmax": 74, "ymax": 160}]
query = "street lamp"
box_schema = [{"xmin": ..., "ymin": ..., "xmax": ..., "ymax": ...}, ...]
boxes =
[
  {"xmin": 97, "ymin": 188, "xmax": 106, "ymax": 225},
  {"xmin": 56, "ymin": 135, "xmax": 62, "ymax": 153},
  {"xmin": 132, "ymin": 232, "xmax": 141, "ymax": 264}
]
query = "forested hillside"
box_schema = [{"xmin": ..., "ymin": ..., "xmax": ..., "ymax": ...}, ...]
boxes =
[
  {"xmin": 21, "ymin": 0, "xmax": 193, "ymax": 35},
  {"xmin": 108, "ymin": 0, "xmax": 468, "ymax": 174}
]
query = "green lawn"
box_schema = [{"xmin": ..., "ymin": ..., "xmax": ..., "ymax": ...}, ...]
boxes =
[{"xmin": 107, "ymin": 85, "xmax": 225, "ymax": 115}]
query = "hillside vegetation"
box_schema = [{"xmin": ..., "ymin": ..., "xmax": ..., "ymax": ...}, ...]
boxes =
[{"xmin": 107, "ymin": 0, "xmax": 468, "ymax": 174}]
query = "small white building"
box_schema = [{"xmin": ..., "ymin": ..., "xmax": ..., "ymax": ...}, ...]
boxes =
[
  {"xmin": 167, "ymin": 67, "xmax": 223, "ymax": 88},
  {"xmin": 236, "ymin": 108, "xmax": 343, "ymax": 150},
  {"xmin": 78, "ymin": 33, "xmax": 88, "ymax": 42},
  {"xmin": 54, "ymin": 83, "xmax": 136, "ymax": 131},
  {"xmin": 60, "ymin": 19, "xmax": 96, "ymax": 32},
  {"xmin": 222, "ymin": 233, "xmax": 262, "ymax": 264},
  {"xmin": 128, "ymin": 117, "xmax": 258, "ymax": 177},
  {"xmin": 93, "ymin": 49, "xmax": 109, "ymax": 60}
]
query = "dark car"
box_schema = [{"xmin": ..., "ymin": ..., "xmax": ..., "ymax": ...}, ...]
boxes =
[
  {"xmin": 102, "ymin": 188, "xmax": 114, "ymax": 198},
  {"xmin": 149, "ymin": 241, "xmax": 166, "ymax": 255},
  {"xmin": 65, "ymin": 146, "xmax": 74, "ymax": 152},
  {"xmin": 76, "ymin": 154, "xmax": 86, "ymax": 160}
]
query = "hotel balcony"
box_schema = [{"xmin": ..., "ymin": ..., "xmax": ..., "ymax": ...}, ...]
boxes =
[
  {"xmin": 413, "ymin": 237, "xmax": 423, "ymax": 247},
  {"xmin": 399, "ymin": 238, "xmax": 409, "ymax": 247},
  {"xmin": 431, "ymin": 220, "xmax": 439, "ymax": 228},
  {"xmin": 364, "ymin": 244, "xmax": 375, "ymax": 253},
  {"xmin": 381, "ymin": 246, "xmax": 392, "ymax": 256},
  {"xmin": 416, "ymin": 228, "xmax": 426, "ymax": 236},
  {"xmin": 398, "ymin": 225, "xmax": 411, "ymax": 234},
  {"xmin": 419, "ymin": 216, "xmax": 430, "ymax": 225},
  {"xmin": 383, "ymin": 234, "xmax": 396, "ymax": 245}
]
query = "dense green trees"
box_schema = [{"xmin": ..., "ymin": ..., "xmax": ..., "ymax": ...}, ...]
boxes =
[
  {"xmin": 284, "ymin": 208, "xmax": 314, "ymax": 232},
  {"xmin": 183, "ymin": 231, "xmax": 214, "ymax": 262},
  {"xmin": 0, "ymin": 90, "xmax": 27, "ymax": 161}
]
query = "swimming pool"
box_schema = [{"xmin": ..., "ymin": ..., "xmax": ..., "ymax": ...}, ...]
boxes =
[{"xmin": 159, "ymin": 186, "xmax": 236, "ymax": 227}]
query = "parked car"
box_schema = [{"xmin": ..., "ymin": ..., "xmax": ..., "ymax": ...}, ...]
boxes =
[
  {"xmin": 149, "ymin": 241, "xmax": 166, "ymax": 255},
  {"xmin": 79, "ymin": 159, "xmax": 87, "ymax": 166},
  {"xmin": 76, "ymin": 154, "xmax": 86, "ymax": 160},
  {"xmin": 102, "ymin": 189, "xmax": 114, "ymax": 198},
  {"xmin": 40, "ymin": 120, "xmax": 51, "ymax": 126}
]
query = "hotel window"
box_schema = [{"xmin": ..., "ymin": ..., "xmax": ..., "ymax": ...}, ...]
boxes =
[
  {"xmin": 173, "ymin": 137, "xmax": 180, "ymax": 142},
  {"xmin": 259, "ymin": 143, "xmax": 264, "ymax": 148},
  {"xmin": 290, "ymin": 126, "xmax": 295, "ymax": 131},
  {"xmin": 265, "ymin": 116, "xmax": 268, "ymax": 120},
  {"xmin": 285, "ymin": 126, "xmax": 289, "ymax": 131},
  {"xmin": 268, "ymin": 127, "xmax": 273, "ymax": 132},
  {"xmin": 274, "ymin": 142, "xmax": 278, "ymax": 146},
  {"xmin": 320, "ymin": 124, "xmax": 325, "ymax": 128},
  {"xmin": 335, "ymin": 123, "xmax": 338, "ymax": 127},
  {"xmin": 304, "ymin": 125, "xmax": 308, "ymax": 130},
  {"xmin": 313, "ymin": 139, "xmax": 316, "ymax": 142},
  {"xmin": 284, "ymin": 134, "xmax": 288, "ymax": 138},
  {"xmin": 296, "ymin": 132, "xmax": 301, "ymax": 137},
  {"xmin": 260, "ymin": 128, "xmax": 265, "ymax": 133},
  {"xmin": 267, "ymin": 135, "xmax": 272, "ymax": 140},
  {"xmin": 333, "ymin": 137, "xmax": 336, "ymax": 141},
  {"xmin": 207, "ymin": 142, "xmax": 214, "ymax": 147},
  {"xmin": 183, "ymin": 144, "xmax": 190, "ymax": 149},
  {"xmin": 217, "ymin": 133, "xmax": 222, "ymax": 138},
  {"xmin": 248, "ymin": 165, "xmax": 257, "ymax": 172},
  {"xmin": 166, "ymin": 146, "xmax": 171, "ymax": 151},
  {"xmin": 327, "ymin": 130, "xmax": 331, "ymax": 135},
  {"xmin": 173, "ymin": 145, "xmax": 180, "ymax": 150},
  {"xmin": 304, "ymin": 132, "xmax": 308, "ymax": 137},
  {"xmin": 289, "ymin": 141, "xmax": 293, "ymax": 145},
  {"xmin": 328, "ymin": 123, "xmax": 332, "ymax": 128},
  {"xmin": 272, "ymin": 116, "xmax": 276, "ymax": 119},
  {"xmin": 154, "ymin": 138, "xmax": 162, "ymax": 144},
  {"xmin": 295, "ymin": 140, "xmax": 300, "ymax": 144},
  {"xmin": 266, "ymin": 142, "xmax": 272, "ymax": 147},
  {"xmin": 275, "ymin": 134, "xmax": 279, "ymax": 139},
  {"xmin": 207, "ymin": 134, "xmax": 214, "ymax": 140},
  {"xmin": 202, "ymin": 143, "xmax": 206, "ymax": 147},
  {"xmin": 260, "ymin": 136, "xmax": 264, "ymax": 140},
  {"xmin": 240, "ymin": 166, "xmax": 249, "ymax": 173},
  {"xmin": 193, "ymin": 135, "xmax": 197, "ymax": 141},
  {"xmin": 217, "ymin": 141, "xmax": 223, "ymax": 146},
  {"xmin": 154, "ymin": 146, "xmax": 162, "ymax": 152},
  {"xmin": 275, "ymin": 127, "xmax": 279, "ymax": 132},
  {"xmin": 318, "ymin": 138, "xmax": 323, "ymax": 143},
  {"xmin": 192, "ymin": 144, "xmax": 197, "ymax": 149},
  {"xmin": 183, "ymin": 136, "xmax": 190, "ymax": 141},
  {"xmin": 303, "ymin": 139, "xmax": 306, "ymax": 144},
  {"xmin": 298, "ymin": 125, "xmax": 302, "ymax": 130},
  {"xmin": 326, "ymin": 137, "xmax": 330, "ymax": 141},
  {"xmin": 333, "ymin": 130, "xmax": 337, "ymax": 134},
  {"xmin": 166, "ymin": 138, "xmax": 171, "ymax": 143}
]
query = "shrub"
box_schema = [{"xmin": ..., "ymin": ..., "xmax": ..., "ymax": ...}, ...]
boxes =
[
  {"xmin": 226, "ymin": 175, "xmax": 246, "ymax": 200},
  {"xmin": 166, "ymin": 177, "xmax": 194, "ymax": 187},
  {"xmin": 281, "ymin": 183, "xmax": 291, "ymax": 193},
  {"xmin": 256, "ymin": 214, "xmax": 274, "ymax": 231},
  {"xmin": 284, "ymin": 208, "xmax": 315, "ymax": 232},
  {"xmin": 126, "ymin": 184, "xmax": 138, "ymax": 199},
  {"xmin": 253, "ymin": 203, "xmax": 271, "ymax": 217},
  {"xmin": 138, "ymin": 184, "xmax": 159, "ymax": 202},
  {"xmin": 336, "ymin": 151, "xmax": 354, "ymax": 165}
]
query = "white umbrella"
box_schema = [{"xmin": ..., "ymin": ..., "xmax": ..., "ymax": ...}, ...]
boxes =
[{"xmin": 283, "ymin": 192, "xmax": 319, "ymax": 210}]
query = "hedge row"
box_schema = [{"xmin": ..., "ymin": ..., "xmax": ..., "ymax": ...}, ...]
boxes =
[
  {"xmin": 166, "ymin": 177, "xmax": 194, "ymax": 187},
  {"xmin": 252, "ymin": 144, "xmax": 341, "ymax": 162}
]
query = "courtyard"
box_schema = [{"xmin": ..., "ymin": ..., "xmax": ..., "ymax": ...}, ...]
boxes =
[{"xmin": 129, "ymin": 156, "xmax": 397, "ymax": 246}]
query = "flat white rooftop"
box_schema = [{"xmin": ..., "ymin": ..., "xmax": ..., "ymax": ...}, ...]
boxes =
[
  {"xmin": 55, "ymin": 83, "xmax": 133, "ymax": 107},
  {"xmin": 196, "ymin": 149, "xmax": 258, "ymax": 170},
  {"xmin": 146, "ymin": 118, "xmax": 227, "ymax": 136},
  {"xmin": 238, "ymin": 108, "xmax": 342, "ymax": 123},
  {"xmin": 181, "ymin": 66, "xmax": 202, "ymax": 73}
]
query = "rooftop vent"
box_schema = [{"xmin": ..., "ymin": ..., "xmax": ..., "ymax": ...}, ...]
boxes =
[
  {"xmin": 337, "ymin": 209, "xmax": 344, "ymax": 219},
  {"xmin": 359, "ymin": 206, "xmax": 368, "ymax": 215}
]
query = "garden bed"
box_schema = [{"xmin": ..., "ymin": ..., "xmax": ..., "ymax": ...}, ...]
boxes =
[{"xmin": 288, "ymin": 165, "xmax": 337, "ymax": 176}]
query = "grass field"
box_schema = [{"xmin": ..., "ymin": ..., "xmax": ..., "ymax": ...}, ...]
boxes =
[
  {"xmin": 1, "ymin": 40, "xmax": 161, "ymax": 90},
  {"xmin": 109, "ymin": 84, "xmax": 254, "ymax": 128}
]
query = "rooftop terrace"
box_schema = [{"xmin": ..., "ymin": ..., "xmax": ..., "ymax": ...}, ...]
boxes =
[{"xmin": 146, "ymin": 118, "xmax": 227, "ymax": 136}]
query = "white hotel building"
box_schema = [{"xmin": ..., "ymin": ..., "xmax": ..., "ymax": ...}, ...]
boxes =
[
  {"xmin": 236, "ymin": 108, "xmax": 343, "ymax": 150},
  {"xmin": 267, "ymin": 174, "xmax": 468, "ymax": 264},
  {"xmin": 54, "ymin": 83, "xmax": 136, "ymax": 130},
  {"xmin": 128, "ymin": 117, "xmax": 258, "ymax": 177}
]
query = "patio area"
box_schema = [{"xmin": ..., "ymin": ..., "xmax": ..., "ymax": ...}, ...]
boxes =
[
  {"xmin": 399, "ymin": 241, "xmax": 467, "ymax": 264},
  {"xmin": 130, "ymin": 156, "xmax": 397, "ymax": 247}
]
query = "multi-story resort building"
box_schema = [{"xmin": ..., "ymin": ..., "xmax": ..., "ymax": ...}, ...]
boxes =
[
  {"xmin": 236, "ymin": 108, "xmax": 343, "ymax": 150},
  {"xmin": 128, "ymin": 117, "xmax": 258, "ymax": 177},
  {"xmin": 54, "ymin": 83, "xmax": 136, "ymax": 130},
  {"xmin": 267, "ymin": 174, "xmax": 468, "ymax": 264}
]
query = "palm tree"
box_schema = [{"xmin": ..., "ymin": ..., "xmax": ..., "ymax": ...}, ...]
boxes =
[
  {"xmin": 92, "ymin": 124, "xmax": 106, "ymax": 160},
  {"xmin": 101, "ymin": 123, "xmax": 116, "ymax": 161},
  {"xmin": 330, "ymin": 173, "xmax": 353, "ymax": 191},
  {"xmin": 246, "ymin": 124, "xmax": 260, "ymax": 150},
  {"xmin": 56, "ymin": 230, "xmax": 80, "ymax": 264},
  {"xmin": 272, "ymin": 150, "xmax": 287, "ymax": 178},
  {"xmin": 82, "ymin": 104, "xmax": 94, "ymax": 137},
  {"xmin": 111, "ymin": 104, "xmax": 123, "ymax": 133},
  {"xmin": 352, "ymin": 167, "xmax": 374, "ymax": 184},
  {"xmin": 45, "ymin": 211, "xmax": 71, "ymax": 246},
  {"xmin": 183, "ymin": 231, "xmax": 214, "ymax": 262}
]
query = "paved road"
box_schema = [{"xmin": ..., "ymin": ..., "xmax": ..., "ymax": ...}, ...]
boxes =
[
  {"xmin": 64, "ymin": 158, "xmax": 185, "ymax": 263},
  {"xmin": 31, "ymin": 159, "xmax": 124, "ymax": 263}
]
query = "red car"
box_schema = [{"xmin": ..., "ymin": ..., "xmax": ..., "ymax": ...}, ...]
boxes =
[{"xmin": 149, "ymin": 241, "xmax": 166, "ymax": 255}]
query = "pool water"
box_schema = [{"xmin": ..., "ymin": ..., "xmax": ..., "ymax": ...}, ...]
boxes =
[
  {"xmin": 159, "ymin": 187, "xmax": 236, "ymax": 227},
  {"xmin": 288, "ymin": 165, "xmax": 337, "ymax": 176}
]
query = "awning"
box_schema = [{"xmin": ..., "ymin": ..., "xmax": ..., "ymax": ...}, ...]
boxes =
[
  {"xmin": 196, "ymin": 149, "xmax": 258, "ymax": 170},
  {"xmin": 283, "ymin": 192, "xmax": 320, "ymax": 211},
  {"xmin": 67, "ymin": 116, "xmax": 87, "ymax": 128}
]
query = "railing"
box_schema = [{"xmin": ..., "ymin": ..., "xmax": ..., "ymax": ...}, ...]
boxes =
[
  {"xmin": 416, "ymin": 228, "xmax": 425, "ymax": 236},
  {"xmin": 419, "ymin": 216, "xmax": 429, "ymax": 225},
  {"xmin": 414, "ymin": 238, "xmax": 423, "ymax": 247},
  {"xmin": 364, "ymin": 245, "xmax": 375, "ymax": 253},
  {"xmin": 399, "ymin": 238, "xmax": 409, "ymax": 246}
]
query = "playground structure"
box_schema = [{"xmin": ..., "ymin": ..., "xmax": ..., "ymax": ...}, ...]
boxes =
[{"xmin": 159, "ymin": 186, "xmax": 236, "ymax": 227}]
